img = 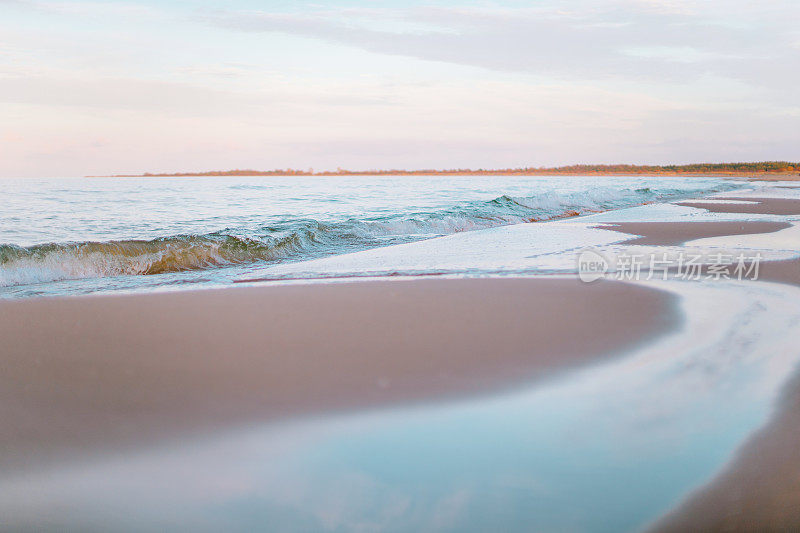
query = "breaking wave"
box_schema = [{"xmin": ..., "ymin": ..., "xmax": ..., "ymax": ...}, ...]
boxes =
[{"xmin": 0, "ymin": 183, "xmax": 737, "ymax": 287}]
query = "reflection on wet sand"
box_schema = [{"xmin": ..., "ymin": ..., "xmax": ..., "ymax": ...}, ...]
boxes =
[{"xmin": 2, "ymin": 278, "xmax": 799, "ymax": 532}]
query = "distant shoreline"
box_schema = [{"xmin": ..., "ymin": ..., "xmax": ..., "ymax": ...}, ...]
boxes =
[{"xmin": 92, "ymin": 162, "xmax": 800, "ymax": 178}]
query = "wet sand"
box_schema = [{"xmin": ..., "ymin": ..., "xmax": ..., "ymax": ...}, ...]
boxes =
[
  {"xmin": 0, "ymin": 278, "xmax": 677, "ymax": 476},
  {"xmin": 633, "ymin": 193, "xmax": 800, "ymax": 531},
  {"xmin": 758, "ymin": 258, "xmax": 800, "ymax": 287},
  {"xmin": 677, "ymin": 195, "xmax": 800, "ymax": 287},
  {"xmin": 650, "ymin": 370, "xmax": 800, "ymax": 532},
  {"xmin": 676, "ymin": 197, "xmax": 800, "ymax": 215},
  {"xmin": 593, "ymin": 221, "xmax": 791, "ymax": 246}
]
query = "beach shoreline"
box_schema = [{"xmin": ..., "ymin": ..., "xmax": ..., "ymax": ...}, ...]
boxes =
[
  {"xmin": 3, "ymin": 179, "xmax": 800, "ymax": 530},
  {"xmin": 592, "ymin": 185, "xmax": 800, "ymax": 530},
  {"xmin": 0, "ymin": 278, "xmax": 678, "ymax": 476},
  {"xmin": 648, "ymin": 367, "xmax": 800, "ymax": 532}
]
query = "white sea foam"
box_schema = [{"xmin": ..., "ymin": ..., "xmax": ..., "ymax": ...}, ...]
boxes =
[{"xmin": 1, "ymin": 176, "xmax": 739, "ymax": 293}]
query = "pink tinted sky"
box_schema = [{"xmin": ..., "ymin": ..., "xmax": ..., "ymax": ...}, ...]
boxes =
[{"xmin": 0, "ymin": 0, "xmax": 798, "ymax": 177}]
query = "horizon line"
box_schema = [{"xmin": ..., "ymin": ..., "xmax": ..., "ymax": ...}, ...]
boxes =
[{"xmin": 95, "ymin": 161, "xmax": 800, "ymax": 178}]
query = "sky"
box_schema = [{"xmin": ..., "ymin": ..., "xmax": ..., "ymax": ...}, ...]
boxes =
[{"xmin": 0, "ymin": 0, "xmax": 798, "ymax": 177}]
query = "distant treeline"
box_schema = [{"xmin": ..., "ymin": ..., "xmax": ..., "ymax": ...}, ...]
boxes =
[{"xmin": 110, "ymin": 162, "xmax": 800, "ymax": 177}]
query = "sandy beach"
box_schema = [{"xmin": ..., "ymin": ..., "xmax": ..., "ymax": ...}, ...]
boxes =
[
  {"xmin": 0, "ymin": 278, "xmax": 676, "ymax": 475},
  {"xmin": 3, "ymin": 180, "xmax": 800, "ymax": 531},
  {"xmin": 593, "ymin": 189, "xmax": 800, "ymax": 531},
  {"xmin": 595, "ymin": 220, "xmax": 791, "ymax": 246},
  {"xmin": 650, "ymin": 370, "xmax": 800, "ymax": 531},
  {"xmin": 676, "ymin": 197, "xmax": 800, "ymax": 215}
]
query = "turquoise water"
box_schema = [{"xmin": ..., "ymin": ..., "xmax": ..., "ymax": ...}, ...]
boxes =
[{"xmin": 0, "ymin": 175, "xmax": 738, "ymax": 297}]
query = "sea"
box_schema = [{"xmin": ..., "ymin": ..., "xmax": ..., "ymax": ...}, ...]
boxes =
[{"xmin": 0, "ymin": 174, "xmax": 741, "ymax": 298}]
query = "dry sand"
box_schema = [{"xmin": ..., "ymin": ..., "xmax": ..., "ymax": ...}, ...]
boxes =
[{"xmin": 0, "ymin": 278, "xmax": 677, "ymax": 475}]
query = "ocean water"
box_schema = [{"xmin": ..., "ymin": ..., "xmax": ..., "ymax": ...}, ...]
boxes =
[{"xmin": 0, "ymin": 175, "xmax": 740, "ymax": 298}]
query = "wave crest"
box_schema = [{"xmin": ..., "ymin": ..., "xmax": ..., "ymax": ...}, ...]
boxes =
[{"xmin": 0, "ymin": 183, "xmax": 737, "ymax": 287}]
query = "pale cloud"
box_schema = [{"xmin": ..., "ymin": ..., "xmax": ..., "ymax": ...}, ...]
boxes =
[
  {"xmin": 8, "ymin": 0, "xmax": 161, "ymax": 18},
  {"xmin": 0, "ymin": 75, "xmax": 398, "ymax": 118},
  {"xmin": 174, "ymin": 63, "xmax": 260, "ymax": 79},
  {"xmin": 0, "ymin": 0, "xmax": 798, "ymax": 177},
  {"xmin": 621, "ymin": 46, "xmax": 739, "ymax": 63},
  {"xmin": 623, "ymin": 0, "xmax": 697, "ymax": 15},
  {"xmin": 208, "ymin": 2, "xmax": 799, "ymax": 91},
  {"xmin": 4, "ymin": 72, "xmax": 795, "ymax": 178}
]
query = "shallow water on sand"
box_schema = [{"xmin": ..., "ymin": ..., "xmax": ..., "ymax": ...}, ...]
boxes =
[{"xmin": 2, "ymin": 278, "xmax": 799, "ymax": 532}]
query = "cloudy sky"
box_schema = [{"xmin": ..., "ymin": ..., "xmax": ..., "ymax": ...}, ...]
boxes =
[{"xmin": 1, "ymin": 0, "xmax": 798, "ymax": 177}]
